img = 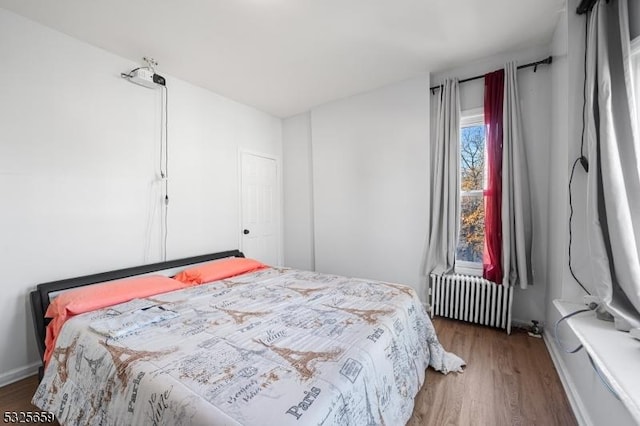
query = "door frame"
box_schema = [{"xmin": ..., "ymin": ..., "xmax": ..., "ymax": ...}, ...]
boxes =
[{"xmin": 238, "ymin": 149, "xmax": 283, "ymax": 266}]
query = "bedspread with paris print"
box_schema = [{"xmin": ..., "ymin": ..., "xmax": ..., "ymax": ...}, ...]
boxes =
[{"xmin": 33, "ymin": 267, "xmax": 465, "ymax": 425}]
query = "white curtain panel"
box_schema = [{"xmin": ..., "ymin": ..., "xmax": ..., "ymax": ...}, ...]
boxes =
[
  {"xmin": 424, "ymin": 79, "xmax": 460, "ymax": 277},
  {"xmin": 501, "ymin": 62, "xmax": 533, "ymax": 289},
  {"xmin": 585, "ymin": 0, "xmax": 640, "ymax": 330}
]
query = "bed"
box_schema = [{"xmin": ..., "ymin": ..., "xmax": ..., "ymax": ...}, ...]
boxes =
[{"xmin": 30, "ymin": 250, "xmax": 464, "ymax": 425}]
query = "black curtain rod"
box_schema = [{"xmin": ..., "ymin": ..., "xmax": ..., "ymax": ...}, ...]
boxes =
[
  {"xmin": 576, "ymin": 0, "xmax": 598, "ymax": 15},
  {"xmin": 429, "ymin": 55, "xmax": 553, "ymax": 94}
]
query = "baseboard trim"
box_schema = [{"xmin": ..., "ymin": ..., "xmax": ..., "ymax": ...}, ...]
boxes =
[
  {"xmin": 0, "ymin": 362, "xmax": 40, "ymax": 388},
  {"xmin": 543, "ymin": 329, "xmax": 591, "ymax": 426}
]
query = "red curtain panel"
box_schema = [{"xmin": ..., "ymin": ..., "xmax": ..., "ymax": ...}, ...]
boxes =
[{"xmin": 483, "ymin": 70, "xmax": 504, "ymax": 284}]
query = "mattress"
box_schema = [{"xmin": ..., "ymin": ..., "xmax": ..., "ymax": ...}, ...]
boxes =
[{"xmin": 33, "ymin": 267, "xmax": 464, "ymax": 425}]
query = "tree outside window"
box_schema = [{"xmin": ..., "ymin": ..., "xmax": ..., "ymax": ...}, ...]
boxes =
[{"xmin": 456, "ymin": 113, "xmax": 485, "ymax": 267}]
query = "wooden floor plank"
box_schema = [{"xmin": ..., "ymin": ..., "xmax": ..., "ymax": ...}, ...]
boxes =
[
  {"xmin": 411, "ymin": 317, "xmax": 577, "ymax": 426},
  {"xmin": 0, "ymin": 317, "xmax": 575, "ymax": 425}
]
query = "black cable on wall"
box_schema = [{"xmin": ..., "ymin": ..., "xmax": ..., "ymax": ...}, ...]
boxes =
[{"xmin": 567, "ymin": 13, "xmax": 592, "ymax": 296}]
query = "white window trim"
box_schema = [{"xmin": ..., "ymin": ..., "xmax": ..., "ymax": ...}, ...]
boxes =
[
  {"xmin": 460, "ymin": 189, "xmax": 483, "ymax": 197},
  {"xmin": 456, "ymin": 260, "xmax": 483, "ymax": 276},
  {"xmin": 460, "ymin": 107, "xmax": 484, "ymax": 127},
  {"xmin": 455, "ymin": 108, "xmax": 485, "ymax": 276}
]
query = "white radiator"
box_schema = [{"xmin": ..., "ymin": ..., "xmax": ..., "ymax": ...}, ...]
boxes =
[{"xmin": 429, "ymin": 274, "xmax": 513, "ymax": 334}]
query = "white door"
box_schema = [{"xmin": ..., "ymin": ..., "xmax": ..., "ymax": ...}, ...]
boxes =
[{"xmin": 240, "ymin": 152, "xmax": 279, "ymax": 266}]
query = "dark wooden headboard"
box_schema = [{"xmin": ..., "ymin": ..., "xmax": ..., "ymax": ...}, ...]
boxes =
[{"xmin": 30, "ymin": 249, "xmax": 244, "ymax": 377}]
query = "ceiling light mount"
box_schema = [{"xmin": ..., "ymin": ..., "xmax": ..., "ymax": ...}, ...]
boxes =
[
  {"xmin": 142, "ymin": 56, "xmax": 158, "ymax": 72},
  {"xmin": 121, "ymin": 56, "xmax": 165, "ymax": 89}
]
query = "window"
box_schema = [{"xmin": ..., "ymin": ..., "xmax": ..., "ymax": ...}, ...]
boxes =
[{"xmin": 456, "ymin": 109, "xmax": 486, "ymax": 275}]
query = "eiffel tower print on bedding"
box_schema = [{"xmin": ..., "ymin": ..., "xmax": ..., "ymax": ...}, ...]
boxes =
[{"xmin": 33, "ymin": 267, "xmax": 464, "ymax": 425}]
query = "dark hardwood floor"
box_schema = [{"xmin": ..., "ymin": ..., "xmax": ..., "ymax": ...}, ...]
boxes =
[{"xmin": 0, "ymin": 317, "xmax": 575, "ymax": 425}]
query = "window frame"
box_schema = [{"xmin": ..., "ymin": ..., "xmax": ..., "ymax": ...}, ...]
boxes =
[{"xmin": 455, "ymin": 108, "xmax": 485, "ymax": 276}]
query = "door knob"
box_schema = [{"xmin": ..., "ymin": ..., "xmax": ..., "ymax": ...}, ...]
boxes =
[{"xmin": 243, "ymin": 229, "xmax": 250, "ymax": 235}]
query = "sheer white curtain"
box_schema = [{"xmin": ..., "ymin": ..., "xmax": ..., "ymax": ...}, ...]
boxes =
[
  {"xmin": 502, "ymin": 62, "xmax": 533, "ymax": 289},
  {"xmin": 424, "ymin": 79, "xmax": 460, "ymax": 279},
  {"xmin": 585, "ymin": 0, "xmax": 640, "ymax": 330}
]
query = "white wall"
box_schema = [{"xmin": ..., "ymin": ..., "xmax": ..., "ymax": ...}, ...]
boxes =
[
  {"xmin": 544, "ymin": 0, "xmax": 591, "ymax": 311},
  {"xmin": 0, "ymin": 8, "xmax": 282, "ymax": 384},
  {"xmin": 431, "ymin": 45, "xmax": 553, "ymax": 325},
  {"xmin": 282, "ymin": 112, "xmax": 315, "ymax": 271},
  {"xmin": 310, "ymin": 77, "xmax": 430, "ymax": 298},
  {"xmin": 282, "ymin": 77, "xmax": 431, "ymax": 297},
  {"xmin": 545, "ymin": 7, "xmax": 571, "ymax": 318}
]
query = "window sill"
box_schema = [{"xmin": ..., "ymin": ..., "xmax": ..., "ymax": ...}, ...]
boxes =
[
  {"xmin": 553, "ymin": 300, "xmax": 640, "ymax": 423},
  {"xmin": 454, "ymin": 262, "xmax": 482, "ymax": 277}
]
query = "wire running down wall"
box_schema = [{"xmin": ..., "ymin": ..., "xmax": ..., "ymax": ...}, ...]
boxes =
[{"xmin": 0, "ymin": 8, "xmax": 282, "ymax": 386}]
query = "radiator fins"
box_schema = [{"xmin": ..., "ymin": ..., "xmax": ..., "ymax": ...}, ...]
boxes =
[{"xmin": 430, "ymin": 274, "xmax": 513, "ymax": 334}]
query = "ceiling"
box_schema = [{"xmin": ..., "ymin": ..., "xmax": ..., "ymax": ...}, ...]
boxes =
[{"xmin": 0, "ymin": 0, "xmax": 565, "ymax": 118}]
